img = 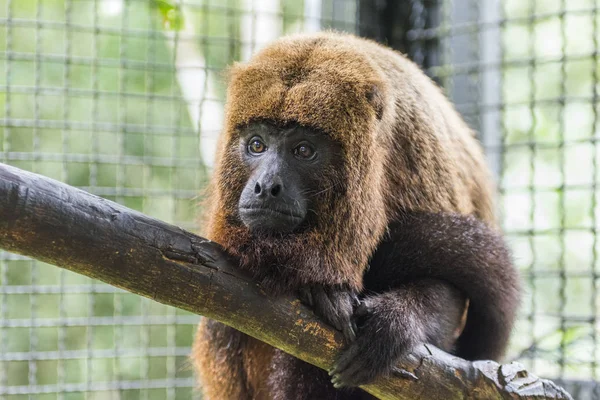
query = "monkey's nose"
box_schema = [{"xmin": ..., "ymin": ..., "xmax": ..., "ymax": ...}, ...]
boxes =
[{"xmin": 254, "ymin": 176, "xmax": 283, "ymax": 198}]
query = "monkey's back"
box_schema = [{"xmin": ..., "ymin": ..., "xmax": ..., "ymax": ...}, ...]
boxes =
[{"xmin": 340, "ymin": 33, "xmax": 496, "ymax": 225}]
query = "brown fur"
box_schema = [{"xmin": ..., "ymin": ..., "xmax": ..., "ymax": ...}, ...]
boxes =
[{"xmin": 192, "ymin": 31, "xmax": 500, "ymax": 399}]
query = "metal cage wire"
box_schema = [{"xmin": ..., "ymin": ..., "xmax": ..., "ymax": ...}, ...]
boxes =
[
  {"xmin": 0, "ymin": 0, "xmax": 599, "ymax": 398},
  {"xmin": 0, "ymin": 0, "xmax": 357, "ymax": 398}
]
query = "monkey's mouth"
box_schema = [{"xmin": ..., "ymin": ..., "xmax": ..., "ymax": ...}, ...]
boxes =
[
  {"xmin": 239, "ymin": 207, "xmax": 304, "ymax": 220},
  {"xmin": 238, "ymin": 206, "xmax": 305, "ymax": 233}
]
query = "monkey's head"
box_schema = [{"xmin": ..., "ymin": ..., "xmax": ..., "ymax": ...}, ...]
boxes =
[{"xmin": 207, "ymin": 33, "xmax": 390, "ymax": 292}]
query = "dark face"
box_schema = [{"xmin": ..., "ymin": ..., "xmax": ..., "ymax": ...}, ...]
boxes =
[{"xmin": 237, "ymin": 122, "xmax": 341, "ymax": 234}]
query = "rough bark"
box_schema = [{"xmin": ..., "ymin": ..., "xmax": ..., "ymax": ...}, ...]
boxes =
[{"xmin": 0, "ymin": 162, "xmax": 572, "ymax": 400}]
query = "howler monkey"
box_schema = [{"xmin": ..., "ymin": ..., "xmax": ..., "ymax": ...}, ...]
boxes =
[{"xmin": 192, "ymin": 32, "xmax": 520, "ymax": 400}]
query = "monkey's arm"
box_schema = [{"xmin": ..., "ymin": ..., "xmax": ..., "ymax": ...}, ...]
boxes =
[{"xmin": 331, "ymin": 211, "xmax": 520, "ymax": 387}]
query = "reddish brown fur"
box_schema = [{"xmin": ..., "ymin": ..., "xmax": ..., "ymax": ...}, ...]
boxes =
[{"xmin": 192, "ymin": 31, "xmax": 498, "ymax": 399}]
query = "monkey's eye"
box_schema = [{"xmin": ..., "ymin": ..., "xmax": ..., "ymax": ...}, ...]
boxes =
[
  {"xmin": 293, "ymin": 143, "xmax": 316, "ymax": 160},
  {"xmin": 248, "ymin": 137, "xmax": 267, "ymax": 155}
]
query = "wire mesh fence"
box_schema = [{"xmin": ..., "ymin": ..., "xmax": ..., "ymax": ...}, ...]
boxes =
[
  {"xmin": 0, "ymin": 0, "xmax": 357, "ymax": 398},
  {"xmin": 415, "ymin": 0, "xmax": 600, "ymax": 397},
  {"xmin": 1, "ymin": 0, "xmax": 599, "ymax": 398}
]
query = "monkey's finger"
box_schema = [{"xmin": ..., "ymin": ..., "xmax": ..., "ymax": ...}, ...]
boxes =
[
  {"xmin": 331, "ymin": 378, "xmax": 348, "ymax": 389},
  {"xmin": 330, "ymin": 374, "xmax": 342, "ymax": 385},
  {"xmin": 312, "ymin": 286, "xmax": 342, "ymax": 331},
  {"xmin": 341, "ymin": 321, "xmax": 356, "ymax": 343},
  {"xmin": 392, "ymin": 367, "xmax": 418, "ymax": 381},
  {"xmin": 331, "ymin": 374, "xmax": 349, "ymax": 389},
  {"xmin": 331, "ymin": 370, "xmax": 359, "ymax": 388},
  {"xmin": 335, "ymin": 302, "xmax": 357, "ymax": 343},
  {"xmin": 331, "ymin": 370, "xmax": 360, "ymax": 388},
  {"xmin": 327, "ymin": 288, "xmax": 354, "ymax": 316},
  {"xmin": 351, "ymin": 292, "xmax": 361, "ymax": 308},
  {"xmin": 354, "ymin": 300, "xmax": 372, "ymax": 318},
  {"xmin": 330, "ymin": 343, "xmax": 360, "ymax": 375},
  {"xmin": 332, "ymin": 370, "xmax": 363, "ymax": 388},
  {"xmin": 332, "ymin": 357, "xmax": 367, "ymax": 386},
  {"xmin": 298, "ymin": 287, "xmax": 313, "ymax": 307}
]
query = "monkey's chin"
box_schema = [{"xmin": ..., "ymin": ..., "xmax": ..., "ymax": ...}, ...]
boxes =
[{"xmin": 238, "ymin": 207, "xmax": 304, "ymax": 234}]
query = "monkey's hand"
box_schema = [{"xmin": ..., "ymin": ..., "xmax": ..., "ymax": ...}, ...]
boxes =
[
  {"xmin": 298, "ymin": 284, "xmax": 359, "ymax": 343},
  {"xmin": 329, "ymin": 296, "xmax": 419, "ymax": 388}
]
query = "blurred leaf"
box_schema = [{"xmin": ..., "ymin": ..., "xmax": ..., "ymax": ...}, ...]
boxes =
[
  {"xmin": 155, "ymin": 0, "xmax": 185, "ymax": 31},
  {"xmin": 562, "ymin": 325, "xmax": 588, "ymax": 346},
  {"xmin": 537, "ymin": 325, "xmax": 588, "ymax": 351}
]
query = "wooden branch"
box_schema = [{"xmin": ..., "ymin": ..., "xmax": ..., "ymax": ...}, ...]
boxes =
[{"xmin": 0, "ymin": 162, "xmax": 572, "ymax": 400}]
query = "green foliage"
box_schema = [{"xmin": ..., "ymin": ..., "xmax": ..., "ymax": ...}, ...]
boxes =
[{"xmin": 155, "ymin": 0, "xmax": 185, "ymax": 31}]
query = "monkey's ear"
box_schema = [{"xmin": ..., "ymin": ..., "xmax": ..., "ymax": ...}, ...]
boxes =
[{"xmin": 366, "ymin": 83, "xmax": 385, "ymax": 120}]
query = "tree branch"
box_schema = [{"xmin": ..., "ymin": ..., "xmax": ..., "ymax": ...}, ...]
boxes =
[{"xmin": 0, "ymin": 162, "xmax": 572, "ymax": 400}]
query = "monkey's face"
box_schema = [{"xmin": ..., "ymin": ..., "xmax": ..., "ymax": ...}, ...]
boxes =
[{"xmin": 237, "ymin": 121, "xmax": 342, "ymax": 234}]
